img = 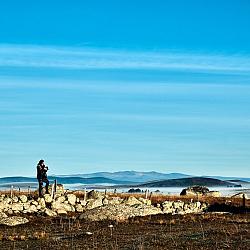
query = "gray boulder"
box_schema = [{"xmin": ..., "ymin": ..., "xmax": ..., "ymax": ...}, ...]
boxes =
[
  {"xmin": 138, "ymin": 198, "xmax": 151, "ymax": 206},
  {"xmin": 11, "ymin": 203, "xmax": 24, "ymax": 212},
  {"xmin": 80, "ymin": 200, "xmax": 87, "ymax": 206},
  {"xmin": 12, "ymin": 196, "xmax": 19, "ymax": 203},
  {"xmin": 19, "ymin": 195, "xmax": 28, "ymax": 203},
  {"xmin": 44, "ymin": 194, "xmax": 53, "ymax": 203},
  {"xmin": 80, "ymin": 204, "xmax": 163, "ymax": 222},
  {"xmin": 87, "ymin": 190, "xmax": 104, "ymax": 200},
  {"xmin": 0, "ymin": 216, "xmax": 29, "ymax": 226},
  {"xmin": 0, "ymin": 211, "xmax": 8, "ymax": 218},
  {"xmin": 162, "ymin": 201, "xmax": 173, "ymax": 214},
  {"xmin": 123, "ymin": 196, "xmax": 142, "ymax": 206},
  {"xmin": 0, "ymin": 202, "xmax": 6, "ymax": 210},
  {"xmin": 45, "ymin": 208, "xmax": 57, "ymax": 217},
  {"xmin": 27, "ymin": 205, "xmax": 38, "ymax": 213},
  {"xmin": 63, "ymin": 203, "xmax": 75, "ymax": 212},
  {"xmin": 57, "ymin": 209, "xmax": 67, "ymax": 215},
  {"xmin": 56, "ymin": 196, "xmax": 66, "ymax": 203},
  {"xmin": 75, "ymin": 204, "xmax": 84, "ymax": 213},
  {"xmin": 102, "ymin": 198, "xmax": 109, "ymax": 206},
  {"xmin": 67, "ymin": 194, "xmax": 77, "ymax": 205},
  {"xmin": 86, "ymin": 198, "xmax": 103, "ymax": 210},
  {"xmin": 38, "ymin": 198, "xmax": 46, "ymax": 208},
  {"xmin": 108, "ymin": 197, "xmax": 123, "ymax": 205},
  {"xmin": 51, "ymin": 200, "xmax": 65, "ymax": 211},
  {"xmin": 3, "ymin": 197, "xmax": 12, "ymax": 204}
]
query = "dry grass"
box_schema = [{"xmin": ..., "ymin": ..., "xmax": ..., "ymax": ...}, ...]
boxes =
[
  {"xmin": 1, "ymin": 189, "xmax": 249, "ymax": 208},
  {"xmin": 108, "ymin": 192, "xmax": 250, "ymax": 208},
  {"xmin": 0, "ymin": 213, "xmax": 249, "ymax": 249}
]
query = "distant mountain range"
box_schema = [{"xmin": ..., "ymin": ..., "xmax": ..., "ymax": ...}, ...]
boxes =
[
  {"xmin": 0, "ymin": 176, "xmax": 134, "ymax": 186},
  {"xmin": 55, "ymin": 171, "xmax": 250, "ymax": 183},
  {"xmin": 56, "ymin": 171, "xmax": 191, "ymax": 183},
  {"xmin": 0, "ymin": 171, "xmax": 249, "ymax": 189}
]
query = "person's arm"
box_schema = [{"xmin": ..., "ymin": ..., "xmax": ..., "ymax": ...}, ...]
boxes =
[{"xmin": 37, "ymin": 165, "xmax": 43, "ymax": 178}]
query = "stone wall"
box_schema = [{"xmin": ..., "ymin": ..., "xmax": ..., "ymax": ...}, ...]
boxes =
[{"xmin": 0, "ymin": 189, "xmax": 208, "ymax": 222}]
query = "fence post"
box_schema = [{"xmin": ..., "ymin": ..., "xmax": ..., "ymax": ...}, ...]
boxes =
[
  {"xmin": 149, "ymin": 192, "xmax": 152, "ymax": 200},
  {"xmin": 10, "ymin": 185, "xmax": 13, "ymax": 202},
  {"xmin": 54, "ymin": 179, "xmax": 57, "ymax": 194},
  {"xmin": 84, "ymin": 188, "xmax": 87, "ymax": 202},
  {"xmin": 243, "ymin": 194, "xmax": 246, "ymax": 212}
]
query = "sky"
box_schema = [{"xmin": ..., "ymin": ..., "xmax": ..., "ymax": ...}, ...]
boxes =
[{"xmin": 0, "ymin": 1, "xmax": 250, "ymax": 177}]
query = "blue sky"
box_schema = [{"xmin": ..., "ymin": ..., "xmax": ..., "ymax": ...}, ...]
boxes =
[{"xmin": 0, "ymin": 1, "xmax": 250, "ymax": 177}]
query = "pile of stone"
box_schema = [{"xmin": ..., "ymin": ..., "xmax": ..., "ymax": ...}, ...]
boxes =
[
  {"xmin": 80, "ymin": 198, "xmax": 207, "ymax": 222},
  {"xmin": 0, "ymin": 189, "xmax": 109, "ymax": 217},
  {"xmin": 161, "ymin": 200, "xmax": 207, "ymax": 215},
  {"xmin": 0, "ymin": 187, "xmax": 209, "ymax": 224}
]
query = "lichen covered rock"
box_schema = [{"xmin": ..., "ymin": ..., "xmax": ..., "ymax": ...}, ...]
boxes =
[{"xmin": 0, "ymin": 216, "xmax": 29, "ymax": 226}]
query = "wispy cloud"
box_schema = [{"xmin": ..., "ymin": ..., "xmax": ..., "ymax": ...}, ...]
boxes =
[{"xmin": 0, "ymin": 44, "xmax": 250, "ymax": 73}]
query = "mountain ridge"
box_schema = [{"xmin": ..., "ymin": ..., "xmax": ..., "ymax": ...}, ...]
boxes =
[
  {"xmin": 0, "ymin": 171, "xmax": 249, "ymax": 187},
  {"xmin": 54, "ymin": 171, "xmax": 250, "ymax": 182},
  {"xmin": 0, "ymin": 176, "xmax": 133, "ymax": 185},
  {"xmin": 137, "ymin": 177, "xmax": 234, "ymax": 187},
  {"xmin": 55, "ymin": 171, "xmax": 191, "ymax": 182}
]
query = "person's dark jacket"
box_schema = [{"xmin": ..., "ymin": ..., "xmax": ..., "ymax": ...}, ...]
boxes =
[{"xmin": 37, "ymin": 163, "xmax": 48, "ymax": 180}]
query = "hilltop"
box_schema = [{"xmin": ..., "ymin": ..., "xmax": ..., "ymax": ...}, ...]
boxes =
[{"xmin": 138, "ymin": 177, "xmax": 234, "ymax": 187}]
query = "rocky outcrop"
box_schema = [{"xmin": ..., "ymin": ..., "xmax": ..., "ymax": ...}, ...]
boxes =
[
  {"xmin": 79, "ymin": 204, "xmax": 163, "ymax": 222},
  {"xmin": 180, "ymin": 186, "xmax": 222, "ymax": 197}
]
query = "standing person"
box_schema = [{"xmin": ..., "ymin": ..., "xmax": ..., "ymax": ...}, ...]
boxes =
[{"xmin": 36, "ymin": 159, "xmax": 49, "ymax": 197}]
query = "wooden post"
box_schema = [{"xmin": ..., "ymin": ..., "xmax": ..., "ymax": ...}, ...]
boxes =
[
  {"xmin": 243, "ymin": 194, "xmax": 246, "ymax": 212},
  {"xmin": 51, "ymin": 183, "xmax": 54, "ymax": 199},
  {"xmin": 54, "ymin": 179, "xmax": 57, "ymax": 193},
  {"xmin": 149, "ymin": 192, "xmax": 152, "ymax": 200},
  {"xmin": 28, "ymin": 186, "xmax": 30, "ymax": 196},
  {"xmin": 145, "ymin": 189, "xmax": 148, "ymax": 199},
  {"xmin": 10, "ymin": 185, "xmax": 13, "ymax": 202},
  {"xmin": 84, "ymin": 188, "xmax": 87, "ymax": 202}
]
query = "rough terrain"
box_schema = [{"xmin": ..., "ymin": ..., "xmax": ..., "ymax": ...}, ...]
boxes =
[{"xmin": 0, "ymin": 187, "xmax": 249, "ymax": 249}]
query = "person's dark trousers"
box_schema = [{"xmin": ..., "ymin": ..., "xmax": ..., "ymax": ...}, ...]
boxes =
[
  {"xmin": 44, "ymin": 178, "xmax": 49, "ymax": 194},
  {"xmin": 38, "ymin": 178, "xmax": 49, "ymax": 197}
]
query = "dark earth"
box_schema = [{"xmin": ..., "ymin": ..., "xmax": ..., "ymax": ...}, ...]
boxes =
[{"xmin": 0, "ymin": 212, "xmax": 249, "ymax": 250}]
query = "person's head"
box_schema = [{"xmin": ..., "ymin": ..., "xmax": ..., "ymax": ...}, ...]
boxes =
[{"xmin": 38, "ymin": 159, "xmax": 44, "ymax": 165}]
